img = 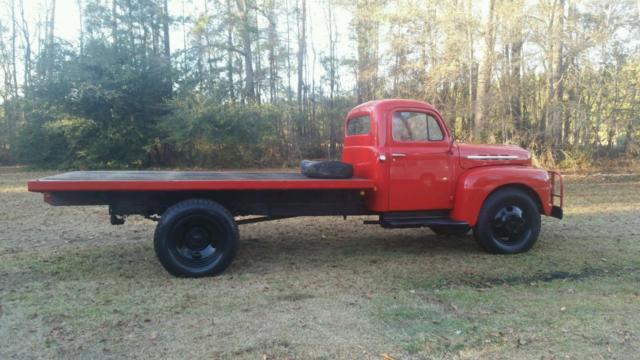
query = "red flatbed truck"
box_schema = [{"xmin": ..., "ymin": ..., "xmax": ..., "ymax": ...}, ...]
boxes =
[{"xmin": 28, "ymin": 99, "xmax": 564, "ymax": 277}]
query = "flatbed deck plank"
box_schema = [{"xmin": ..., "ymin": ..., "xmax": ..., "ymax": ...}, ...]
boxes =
[
  {"xmin": 28, "ymin": 171, "xmax": 375, "ymax": 192},
  {"xmin": 38, "ymin": 171, "xmax": 321, "ymax": 181}
]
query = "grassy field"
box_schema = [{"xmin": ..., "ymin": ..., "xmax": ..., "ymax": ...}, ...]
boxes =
[{"xmin": 0, "ymin": 167, "xmax": 638, "ymax": 359}]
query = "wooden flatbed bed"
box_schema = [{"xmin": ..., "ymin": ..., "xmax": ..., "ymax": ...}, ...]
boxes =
[
  {"xmin": 27, "ymin": 171, "xmax": 375, "ymax": 192},
  {"xmin": 28, "ymin": 171, "xmax": 375, "ymax": 223}
]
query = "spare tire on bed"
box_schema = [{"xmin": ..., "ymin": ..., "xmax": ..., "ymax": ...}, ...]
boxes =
[{"xmin": 301, "ymin": 160, "xmax": 353, "ymax": 179}]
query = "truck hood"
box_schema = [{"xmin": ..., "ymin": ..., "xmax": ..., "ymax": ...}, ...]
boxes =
[{"xmin": 456, "ymin": 143, "xmax": 532, "ymax": 169}]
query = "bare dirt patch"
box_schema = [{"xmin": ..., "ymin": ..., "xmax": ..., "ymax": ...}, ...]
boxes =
[{"xmin": 1, "ymin": 167, "xmax": 639, "ymax": 359}]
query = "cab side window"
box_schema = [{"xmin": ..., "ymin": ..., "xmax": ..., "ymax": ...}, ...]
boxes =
[
  {"xmin": 392, "ymin": 112, "xmax": 444, "ymax": 142},
  {"xmin": 346, "ymin": 115, "xmax": 370, "ymax": 136}
]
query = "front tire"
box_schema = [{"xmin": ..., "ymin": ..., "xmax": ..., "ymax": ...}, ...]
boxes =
[
  {"xmin": 154, "ymin": 199, "xmax": 238, "ymax": 277},
  {"xmin": 473, "ymin": 188, "xmax": 541, "ymax": 254}
]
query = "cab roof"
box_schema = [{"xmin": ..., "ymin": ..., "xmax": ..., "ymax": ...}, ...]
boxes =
[{"xmin": 347, "ymin": 99, "xmax": 438, "ymax": 117}]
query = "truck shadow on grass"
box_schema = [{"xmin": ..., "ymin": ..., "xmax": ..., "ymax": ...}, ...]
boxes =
[
  {"xmin": 443, "ymin": 265, "xmax": 640, "ymax": 289},
  {"xmin": 232, "ymin": 226, "xmax": 481, "ymax": 272}
]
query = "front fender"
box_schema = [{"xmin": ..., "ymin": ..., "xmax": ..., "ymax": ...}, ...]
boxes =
[{"xmin": 450, "ymin": 166, "xmax": 552, "ymax": 226}]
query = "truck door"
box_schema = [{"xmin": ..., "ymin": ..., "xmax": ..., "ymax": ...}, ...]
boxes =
[{"xmin": 387, "ymin": 110, "xmax": 453, "ymax": 211}]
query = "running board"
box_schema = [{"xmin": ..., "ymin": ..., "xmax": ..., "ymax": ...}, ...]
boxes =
[{"xmin": 367, "ymin": 211, "xmax": 469, "ymax": 229}]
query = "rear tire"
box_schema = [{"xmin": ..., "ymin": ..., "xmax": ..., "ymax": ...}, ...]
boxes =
[
  {"xmin": 154, "ymin": 199, "xmax": 238, "ymax": 277},
  {"xmin": 473, "ymin": 188, "xmax": 540, "ymax": 254}
]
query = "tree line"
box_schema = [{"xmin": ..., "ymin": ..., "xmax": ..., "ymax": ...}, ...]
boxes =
[{"xmin": 0, "ymin": 0, "xmax": 638, "ymax": 169}]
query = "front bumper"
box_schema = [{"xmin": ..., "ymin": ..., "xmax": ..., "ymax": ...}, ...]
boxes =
[
  {"xmin": 551, "ymin": 206, "xmax": 563, "ymax": 219},
  {"xmin": 548, "ymin": 170, "xmax": 564, "ymax": 219}
]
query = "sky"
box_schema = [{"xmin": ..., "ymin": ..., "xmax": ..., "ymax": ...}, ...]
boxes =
[
  {"xmin": 7, "ymin": 0, "xmax": 635, "ymax": 93},
  {"xmin": 21, "ymin": 0, "xmax": 82, "ymax": 42},
  {"xmin": 5, "ymin": 0, "xmax": 356, "ymax": 88}
]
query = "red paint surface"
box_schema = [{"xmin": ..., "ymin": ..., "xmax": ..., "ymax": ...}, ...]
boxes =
[
  {"xmin": 339, "ymin": 99, "xmax": 560, "ymax": 214},
  {"xmin": 448, "ymin": 166, "xmax": 554, "ymax": 226},
  {"xmin": 385, "ymin": 105, "xmax": 453, "ymax": 211}
]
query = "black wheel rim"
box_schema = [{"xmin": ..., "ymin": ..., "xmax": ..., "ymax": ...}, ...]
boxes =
[
  {"xmin": 490, "ymin": 204, "xmax": 529, "ymax": 245},
  {"xmin": 168, "ymin": 214, "xmax": 225, "ymax": 267}
]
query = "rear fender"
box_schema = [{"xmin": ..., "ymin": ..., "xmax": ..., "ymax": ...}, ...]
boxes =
[{"xmin": 450, "ymin": 166, "xmax": 553, "ymax": 226}]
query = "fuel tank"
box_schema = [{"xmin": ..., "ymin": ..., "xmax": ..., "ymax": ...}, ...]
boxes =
[{"xmin": 456, "ymin": 143, "xmax": 532, "ymax": 169}]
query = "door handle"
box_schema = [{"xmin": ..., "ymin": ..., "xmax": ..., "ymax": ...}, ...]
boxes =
[{"xmin": 392, "ymin": 153, "xmax": 406, "ymax": 158}]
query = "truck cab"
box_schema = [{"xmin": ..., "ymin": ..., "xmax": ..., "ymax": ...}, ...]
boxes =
[
  {"xmin": 342, "ymin": 99, "xmax": 562, "ymax": 226},
  {"xmin": 343, "ymin": 99, "xmax": 456, "ymax": 212}
]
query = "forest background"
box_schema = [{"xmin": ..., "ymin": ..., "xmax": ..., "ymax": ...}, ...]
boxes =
[{"xmin": 0, "ymin": 0, "xmax": 638, "ymax": 170}]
